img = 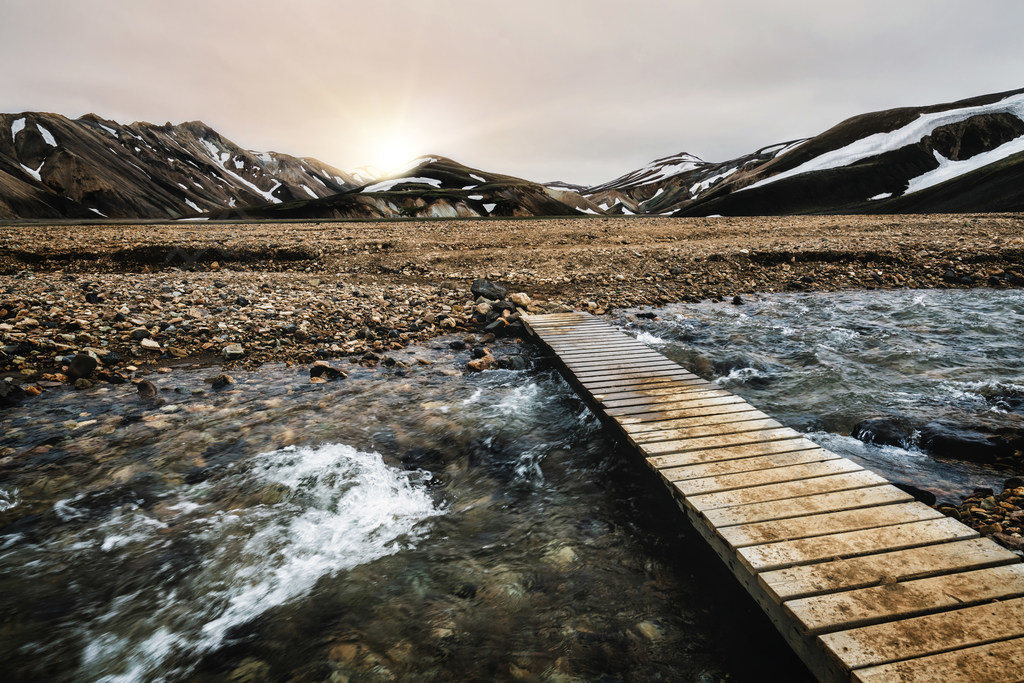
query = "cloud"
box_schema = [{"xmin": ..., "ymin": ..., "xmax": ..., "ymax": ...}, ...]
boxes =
[{"xmin": 2, "ymin": 0, "xmax": 1023, "ymax": 184}]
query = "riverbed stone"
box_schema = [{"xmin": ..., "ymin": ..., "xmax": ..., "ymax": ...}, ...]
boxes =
[
  {"xmin": 67, "ymin": 353, "xmax": 98, "ymax": 381},
  {"xmin": 223, "ymin": 343, "xmax": 245, "ymax": 360}
]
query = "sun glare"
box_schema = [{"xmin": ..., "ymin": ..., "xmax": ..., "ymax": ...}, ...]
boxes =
[{"xmin": 371, "ymin": 135, "xmax": 420, "ymax": 174}]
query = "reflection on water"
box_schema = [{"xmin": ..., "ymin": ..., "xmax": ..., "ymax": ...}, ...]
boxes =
[
  {"xmin": 619, "ymin": 288, "xmax": 1024, "ymax": 499},
  {"xmin": 0, "ymin": 340, "xmax": 808, "ymax": 681}
]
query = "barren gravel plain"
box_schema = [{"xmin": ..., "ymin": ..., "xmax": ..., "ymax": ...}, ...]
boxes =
[{"xmin": 2, "ymin": 213, "xmax": 1023, "ymax": 388}]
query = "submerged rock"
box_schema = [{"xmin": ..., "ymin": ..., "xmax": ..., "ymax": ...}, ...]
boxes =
[
  {"xmin": 850, "ymin": 417, "xmax": 914, "ymax": 448},
  {"xmin": 309, "ymin": 361, "xmax": 346, "ymax": 381},
  {"xmin": 919, "ymin": 421, "xmax": 1001, "ymax": 462},
  {"xmin": 136, "ymin": 379, "xmax": 158, "ymax": 401}
]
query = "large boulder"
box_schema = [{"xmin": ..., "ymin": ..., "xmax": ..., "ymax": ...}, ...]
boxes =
[
  {"xmin": 471, "ymin": 279, "xmax": 508, "ymax": 301},
  {"xmin": 919, "ymin": 421, "xmax": 1001, "ymax": 462}
]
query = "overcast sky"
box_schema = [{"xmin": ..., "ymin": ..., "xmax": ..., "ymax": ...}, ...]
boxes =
[{"xmin": 2, "ymin": 0, "xmax": 1022, "ymax": 184}]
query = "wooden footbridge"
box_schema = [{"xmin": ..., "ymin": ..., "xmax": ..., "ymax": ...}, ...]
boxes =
[{"xmin": 521, "ymin": 312, "xmax": 1024, "ymax": 682}]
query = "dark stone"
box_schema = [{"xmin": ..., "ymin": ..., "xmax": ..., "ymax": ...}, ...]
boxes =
[
  {"xmin": 101, "ymin": 351, "xmax": 124, "ymax": 365},
  {"xmin": 235, "ymin": 296, "xmax": 250, "ymax": 307},
  {"xmin": 448, "ymin": 340, "xmax": 467, "ymax": 351},
  {"xmin": 850, "ymin": 417, "xmax": 914, "ymax": 448},
  {"xmin": 136, "ymin": 379, "xmax": 158, "ymax": 401},
  {"xmin": 471, "ymin": 279, "xmax": 508, "ymax": 301},
  {"xmin": 492, "ymin": 301, "xmax": 516, "ymax": 313},
  {"xmin": 0, "ymin": 380, "xmax": 28, "ymax": 408},
  {"xmin": 113, "ymin": 312, "xmax": 127, "ymax": 322},
  {"xmin": 85, "ymin": 291, "xmax": 103, "ymax": 304},
  {"xmin": 67, "ymin": 353, "xmax": 98, "ymax": 381},
  {"xmin": 972, "ymin": 487, "xmax": 995, "ymax": 498},
  {"xmin": 211, "ymin": 373, "xmax": 235, "ymax": 389},
  {"xmin": 893, "ymin": 482, "xmax": 937, "ymax": 506},
  {"xmin": 499, "ymin": 355, "xmax": 529, "ymax": 371},
  {"xmin": 130, "ymin": 328, "xmax": 150, "ymax": 341},
  {"xmin": 470, "ymin": 346, "xmax": 489, "ymax": 359},
  {"xmin": 185, "ymin": 465, "xmax": 221, "ymax": 484},
  {"xmin": 959, "ymin": 275, "xmax": 974, "ymax": 285},
  {"xmin": 1005, "ymin": 476, "xmax": 1024, "ymax": 490},
  {"xmin": 942, "ymin": 268, "xmax": 959, "ymax": 283},
  {"xmin": 919, "ymin": 421, "xmax": 1000, "ymax": 462},
  {"xmin": 484, "ymin": 318, "xmax": 508, "ymax": 335},
  {"xmin": 732, "ymin": 295, "xmax": 744, "ymax": 305},
  {"xmin": 96, "ymin": 371, "xmax": 126, "ymax": 384},
  {"xmin": 401, "ymin": 447, "xmax": 447, "ymax": 470}
]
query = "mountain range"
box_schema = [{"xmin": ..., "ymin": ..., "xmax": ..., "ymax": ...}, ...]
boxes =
[{"xmin": 2, "ymin": 87, "xmax": 1023, "ymax": 220}]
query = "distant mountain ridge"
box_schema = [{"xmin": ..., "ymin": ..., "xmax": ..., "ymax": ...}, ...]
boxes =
[
  {"xmin": 2, "ymin": 86, "xmax": 1023, "ymax": 220},
  {"xmin": 584, "ymin": 87, "xmax": 1024, "ymax": 216},
  {"xmin": 0, "ymin": 113, "xmax": 358, "ymax": 220},
  {"xmin": 207, "ymin": 155, "xmax": 606, "ymax": 220}
]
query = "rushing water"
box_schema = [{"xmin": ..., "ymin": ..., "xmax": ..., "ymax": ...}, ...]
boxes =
[
  {"xmin": 3, "ymin": 288, "xmax": 1022, "ymax": 681},
  {"xmin": 618, "ymin": 288, "xmax": 1024, "ymax": 500},
  {"xmin": 0, "ymin": 339, "xmax": 805, "ymax": 682}
]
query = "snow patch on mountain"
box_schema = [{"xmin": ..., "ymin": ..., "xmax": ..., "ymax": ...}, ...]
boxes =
[
  {"xmin": 363, "ymin": 176, "xmax": 443, "ymax": 192},
  {"xmin": 37, "ymin": 124, "xmax": 57, "ymax": 147},
  {"xmin": 905, "ymin": 136, "xmax": 1024, "ymax": 194},
  {"xmin": 746, "ymin": 92, "xmax": 1024, "ymax": 191}
]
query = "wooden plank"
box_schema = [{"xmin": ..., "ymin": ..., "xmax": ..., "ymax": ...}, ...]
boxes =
[
  {"xmin": 603, "ymin": 390, "xmax": 739, "ymax": 415},
  {"xmin": 545, "ymin": 338, "xmax": 642, "ymax": 347},
  {"xmin": 788, "ymin": 563, "xmax": 1024, "ymax": 636},
  {"xmin": 676, "ymin": 459, "xmax": 864, "ymax": 497},
  {"xmin": 602, "ymin": 393, "xmax": 749, "ymax": 419},
  {"xmin": 576, "ymin": 369, "xmax": 700, "ymax": 384},
  {"xmin": 662, "ymin": 449, "xmax": 841, "ymax": 483},
  {"xmin": 572, "ymin": 362, "xmax": 693, "ymax": 376},
  {"xmin": 640, "ymin": 426, "xmax": 804, "ymax": 456},
  {"xmin": 819, "ymin": 596, "xmax": 1024, "ymax": 670},
  {"xmin": 544, "ymin": 338, "xmax": 634, "ymax": 348},
  {"xmin": 686, "ymin": 470, "xmax": 889, "ymax": 512},
  {"xmin": 545, "ymin": 339, "xmax": 645, "ymax": 350},
  {"xmin": 852, "ymin": 635, "xmax": 1024, "ymax": 683},
  {"xmin": 539, "ymin": 329, "xmax": 628, "ymax": 339},
  {"xmin": 740, "ymin": 517, "xmax": 977, "ymax": 573},
  {"xmin": 719, "ymin": 501, "xmax": 942, "ymax": 548},
  {"xmin": 557, "ymin": 350, "xmax": 668, "ymax": 363},
  {"xmin": 622, "ymin": 408, "xmax": 770, "ymax": 434},
  {"xmin": 602, "ymin": 387, "xmax": 739, "ymax": 409},
  {"xmin": 565, "ymin": 359, "xmax": 682, "ymax": 374},
  {"xmin": 632, "ymin": 417, "xmax": 784, "ymax": 444},
  {"xmin": 620, "ymin": 405, "xmax": 767, "ymax": 430},
  {"xmin": 582, "ymin": 375, "xmax": 709, "ymax": 392},
  {"xmin": 705, "ymin": 485, "xmax": 914, "ymax": 527},
  {"xmin": 649, "ymin": 437, "xmax": 823, "ymax": 468},
  {"xmin": 591, "ymin": 379, "xmax": 716, "ymax": 401},
  {"xmin": 759, "ymin": 537, "xmax": 1020, "ymax": 602}
]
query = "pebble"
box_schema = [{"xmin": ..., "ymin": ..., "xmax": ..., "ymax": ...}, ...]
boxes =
[{"xmin": 223, "ymin": 343, "xmax": 245, "ymax": 360}]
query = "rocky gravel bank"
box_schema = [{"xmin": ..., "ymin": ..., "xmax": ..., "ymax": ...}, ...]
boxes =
[{"xmin": 2, "ymin": 214, "xmax": 1023, "ymax": 397}]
